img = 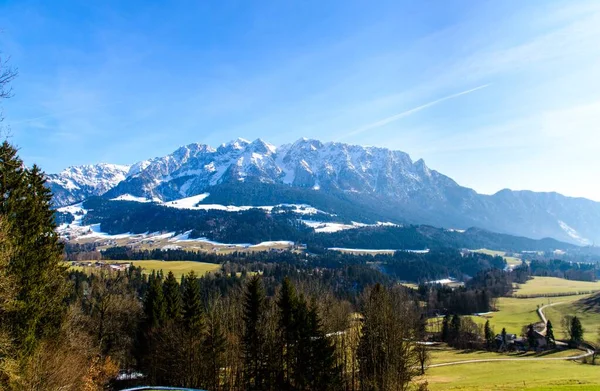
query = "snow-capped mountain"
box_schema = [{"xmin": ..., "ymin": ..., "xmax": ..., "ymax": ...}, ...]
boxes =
[
  {"xmin": 47, "ymin": 138, "xmax": 600, "ymax": 245},
  {"xmin": 47, "ymin": 163, "xmax": 131, "ymax": 207}
]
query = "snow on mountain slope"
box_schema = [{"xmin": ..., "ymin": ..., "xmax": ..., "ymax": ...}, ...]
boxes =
[
  {"xmin": 48, "ymin": 137, "xmax": 600, "ymax": 245},
  {"xmin": 48, "ymin": 163, "xmax": 131, "ymax": 206}
]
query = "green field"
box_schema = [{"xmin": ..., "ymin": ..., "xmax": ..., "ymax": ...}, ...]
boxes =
[
  {"xmin": 471, "ymin": 248, "xmax": 523, "ymax": 267},
  {"xmin": 429, "ymin": 346, "xmax": 581, "ymax": 365},
  {"xmin": 543, "ymin": 300, "xmax": 600, "ymax": 340},
  {"xmin": 513, "ymin": 277, "xmax": 600, "ymax": 297},
  {"xmin": 423, "ymin": 360, "xmax": 600, "ymax": 390},
  {"xmin": 466, "ymin": 295, "xmax": 586, "ymax": 336},
  {"xmin": 71, "ymin": 260, "xmax": 221, "ymax": 279}
]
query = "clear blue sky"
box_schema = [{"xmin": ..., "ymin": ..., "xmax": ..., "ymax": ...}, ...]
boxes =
[{"xmin": 1, "ymin": 0, "xmax": 600, "ymax": 200}]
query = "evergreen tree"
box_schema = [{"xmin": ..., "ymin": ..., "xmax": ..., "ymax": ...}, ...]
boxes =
[
  {"xmin": 202, "ymin": 300, "xmax": 227, "ymax": 391},
  {"xmin": 182, "ymin": 271, "xmax": 203, "ymax": 332},
  {"xmin": 484, "ymin": 320, "xmax": 494, "ymax": 350},
  {"xmin": 143, "ymin": 271, "xmax": 166, "ymax": 329},
  {"xmin": 526, "ymin": 324, "xmax": 537, "ymax": 350},
  {"xmin": 570, "ymin": 316, "xmax": 584, "ymax": 344},
  {"xmin": 545, "ymin": 320, "xmax": 555, "ymax": 347},
  {"xmin": 242, "ymin": 275, "xmax": 267, "ymax": 391},
  {"xmin": 305, "ymin": 299, "xmax": 341, "ymax": 391},
  {"xmin": 0, "ymin": 143, "xmax": 68, "ymax": 355},
  {"xmin": 163, "ymin": 271, "xmax": 182, "ymax": 321},
  {"xmin": 501, "ymin": 328, "xmax": 508, "ymax": 350},
  {"xmin": 277, "ymin": 276, "xmax": 298, "ymax": 389},
  {"xmin": 449, "ymin": 314, "xmax": 461, "ymax": 346},
  {"xmin": 441, "ymin": 314, "xmax": 450, "ymax": 342}
]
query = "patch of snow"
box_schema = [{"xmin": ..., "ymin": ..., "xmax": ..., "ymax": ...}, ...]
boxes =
[
  {"xmin": 426, "ymin": 277, "xmax": 460, "ymax": 285},
  {"xmin": 250, "ymin": 241, "xmax": 294, "ymax": 247},
  {"xmin": 328, "ymin": 247, "xmax": 396, "ymax": 253},
  {"xmin": 110, "ymin": 194, "xmax": 153, "ymax": 203},
  {"xmin": 163, "ymin": 193, "xmax": 211, "ymax": 209},
  {"xmin": 558, "ymin": 220, "xmax": 591, "ymax": 245}
]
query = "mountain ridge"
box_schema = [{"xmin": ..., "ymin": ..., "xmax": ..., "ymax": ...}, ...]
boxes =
[{"xmin": 47, "ymin": 138, "xmax": 600, "ymax": 245}]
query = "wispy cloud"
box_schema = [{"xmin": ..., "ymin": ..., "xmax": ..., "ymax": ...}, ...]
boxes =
[{"xmin": 339, "ymin": 84, "xmax": 490, "ymax": 140}]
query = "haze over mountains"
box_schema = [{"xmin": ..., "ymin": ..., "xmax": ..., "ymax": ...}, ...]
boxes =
[{"xmin": 48, "ymin": 138, "xmax": 600, "ymax": 245}]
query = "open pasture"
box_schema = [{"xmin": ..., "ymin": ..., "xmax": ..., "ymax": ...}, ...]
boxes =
[
  {"xmin": 423, "ymin": 359, "xmax": 600, "ymax": 390},
  {"xmin": 513, "ymin": 277, "xmax": 600, "ymax": 297},
  {"xmin": 70, "ymin": 260, "xmax": 221, "ymax": 279}
]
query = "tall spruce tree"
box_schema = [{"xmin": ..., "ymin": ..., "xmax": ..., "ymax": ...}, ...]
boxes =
[
  {"xmin": 0, "ymin": 143, "xmax": 68, "ymax": 355},
  {"xmin": 143, "ymin": 271, "xmax": 166, "ymax": 329},
  {"xmin": 242, "ymin": 275, "xmax": 267, "ymax": 391},
  {"xmin": 306, "ymin": 299, "xmax": 341, "ymax": 391},
  {"xmin": 277, "ymin": 276, "xmax": 298, "ymax": 389},
  {"xmin": 182, "ymin": 271, "xmax": 203, "ymax": 332},
  {"xmin": 202, "ymin": 299, "xmax": 227, "ymax": 391},
  {"xmin": 546, "ymin": 320, "xmax": 555, "ymax": 347},
  {"xmin": 441, "ymin": 314, "xmax": 450, "ymax": 342},
  {"xmin": 163, "ymin": 271, "xmax": 182, "ymax": 321},
  {"xmin": 449, "ymin": 314, "xmax": 461, "ymax": 347},
  {"xmin": 484, "ymin": 320, "xmax": 495, "ymax": 350},
  {"xmin": 570, "ymin": 316, "xmax": 584, "ymax": 344}
]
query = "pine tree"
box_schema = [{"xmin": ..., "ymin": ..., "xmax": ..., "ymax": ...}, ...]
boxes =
[
  {"xmin": 545, "ymin": 320, "xmax": 555, "ymax": 347},
  {"xmin": 305, "ymin": 299, "xmax": 341, "ymax": 391},
  {"xmin": 441, "ymin": 314, "xmax": 450, "ymax": 342},
  {"xmin": 570, "ymin": 316, "xmax": 584, "ymax": 344},
  {"xmin": 182, "ymin": 271, "xmax": 203, "ymax": 332},
  {"xmin": 163, "ymin": 271, "xmax": 182, "ymax": 321},
  {"xmin": 449, "ymin": 314, "xmax": 461, "ymax": 347},
  {"xmin": 501, "ymin": 328, "xmax": 508, "ymax": 350},
  {"xmin": 242, "ymin": 275, "xmax": 267, "ymax": 391},
  {"xmin": 202, "ymin": 299, "xmax": 227, "ymax": 391},
  {"xmin": 277, "ymin": 276, "xmax": 298, "ymax": 388},
  {"xmin": 484, "ymin": 320, "xmax": 495, "ymax": 350},
  {"xmin": 527, "ymin": 324, "xmax": 537, "ymax": 350},
  {"xmin": 0, "ymin": 143, "xmax": 68, "ymax": 355},
  {"xmin": 143, "ymin": 271, "xmax": 166, "ymax": 329}
]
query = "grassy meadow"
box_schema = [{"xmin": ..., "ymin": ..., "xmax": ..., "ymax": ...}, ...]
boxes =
[
  {"xmin": 471, "ymin": 248, "xmax": 523, "ymax": 267},
  {"xmin": 513, "ymin": 277, "xmax": 600, "ymax": 296},
  {"xmin": 70, "ymin": 260, "xmax": 221, "ymax": 279},
  {"xmin": 422, "ymin": 360, "xmax": 600, "ymax": 390}
]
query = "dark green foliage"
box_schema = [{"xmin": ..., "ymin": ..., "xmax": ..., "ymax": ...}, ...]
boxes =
[
  {"xmin": 0, "ymin": 142, "xmax": 68, "ymax": 354},
  {"xmin": 570, "ymin": 316, "xmax": 584, "ymax": 344},
  {"xmin": 163, "ymin": 271, "xmax": 182, "ymax": 320},
  {"xmin": 441, "ymin": 315, "xmax": 450, "ymax": 343},
  {"xmin": 484, "ymin": 320, "xmax": 494, "ymax": 350},
  {"xmin": 243, "ymin": 276, "xmax": 268, "ymax": 391},
  {"xmin": 546, "ymin": 320, "xmax": 555, "ymax": 347},
  {"xmin": 529, "ymin": 259, "xmax": 596, "ymax": 281},
  {"xmin": 143, "ymin": 272, "xmax": 166, "ymax": 329},
  {"xmin": 449, "ymin": 314, "xmax": 461, "ymax": 345},
  {"xmin": 202, "ymin": 301, "xmax": 227, "ymax": 391},
  {"xmin": 527, "ymin": 324, "xmax": 537, "ymax": 349},
  {"xmin": 82, "ymin": 195, "xmax": 575, "ymax": 253},
  {"xmin": 182, "ymin": 271, "xmax": 203, "ymax": 332}
]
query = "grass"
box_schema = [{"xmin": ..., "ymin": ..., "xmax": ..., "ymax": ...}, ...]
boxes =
[
  {"xmin": 513, "ymin": 277, "xmax": 600, "ymax": 296},
  {"xmin": 461, "ymin": 295, "xmax": 585, "ymax": 336},
  {"xmin": 429, "ymin": 346, "xmax": 581, "ymax": 365},
  {"xmin": 543, "ymin": 300, "xmax": 600, "ymax": 340},
  {"xmin": 471, "ymin": 248, "xmax": 523, "ymax": 267},
  {"xmin": 422, "ymin": 360, "xmax": 600, "ymax": 390},
  {"xmin": 70, "ymin": 260, "xmax": 221, "ymax": 279}
]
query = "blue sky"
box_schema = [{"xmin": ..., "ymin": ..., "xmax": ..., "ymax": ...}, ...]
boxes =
[{"xmin": 1, "ymin": 0, "xmax": 600, "ymax": 200}]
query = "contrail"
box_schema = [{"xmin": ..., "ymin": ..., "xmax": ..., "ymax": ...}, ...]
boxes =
[{"xmin": 341, "ymin": 84, "xmax": 490, "ymax": 139}]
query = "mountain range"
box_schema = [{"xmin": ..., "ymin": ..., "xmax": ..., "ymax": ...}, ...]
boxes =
[{"xmin": 48, "ymin": 138, "xmax": 600, "ymax": 245}]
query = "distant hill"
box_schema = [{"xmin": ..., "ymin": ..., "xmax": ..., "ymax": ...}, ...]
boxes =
[{"xmin": 56, "ymin": 197, "xmax": 577, "ymax": 253}]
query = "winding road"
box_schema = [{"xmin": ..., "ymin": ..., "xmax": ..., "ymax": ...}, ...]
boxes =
[{"xmin": 428, "ymin": 301, "xmax": 595, "ymax": 368}]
